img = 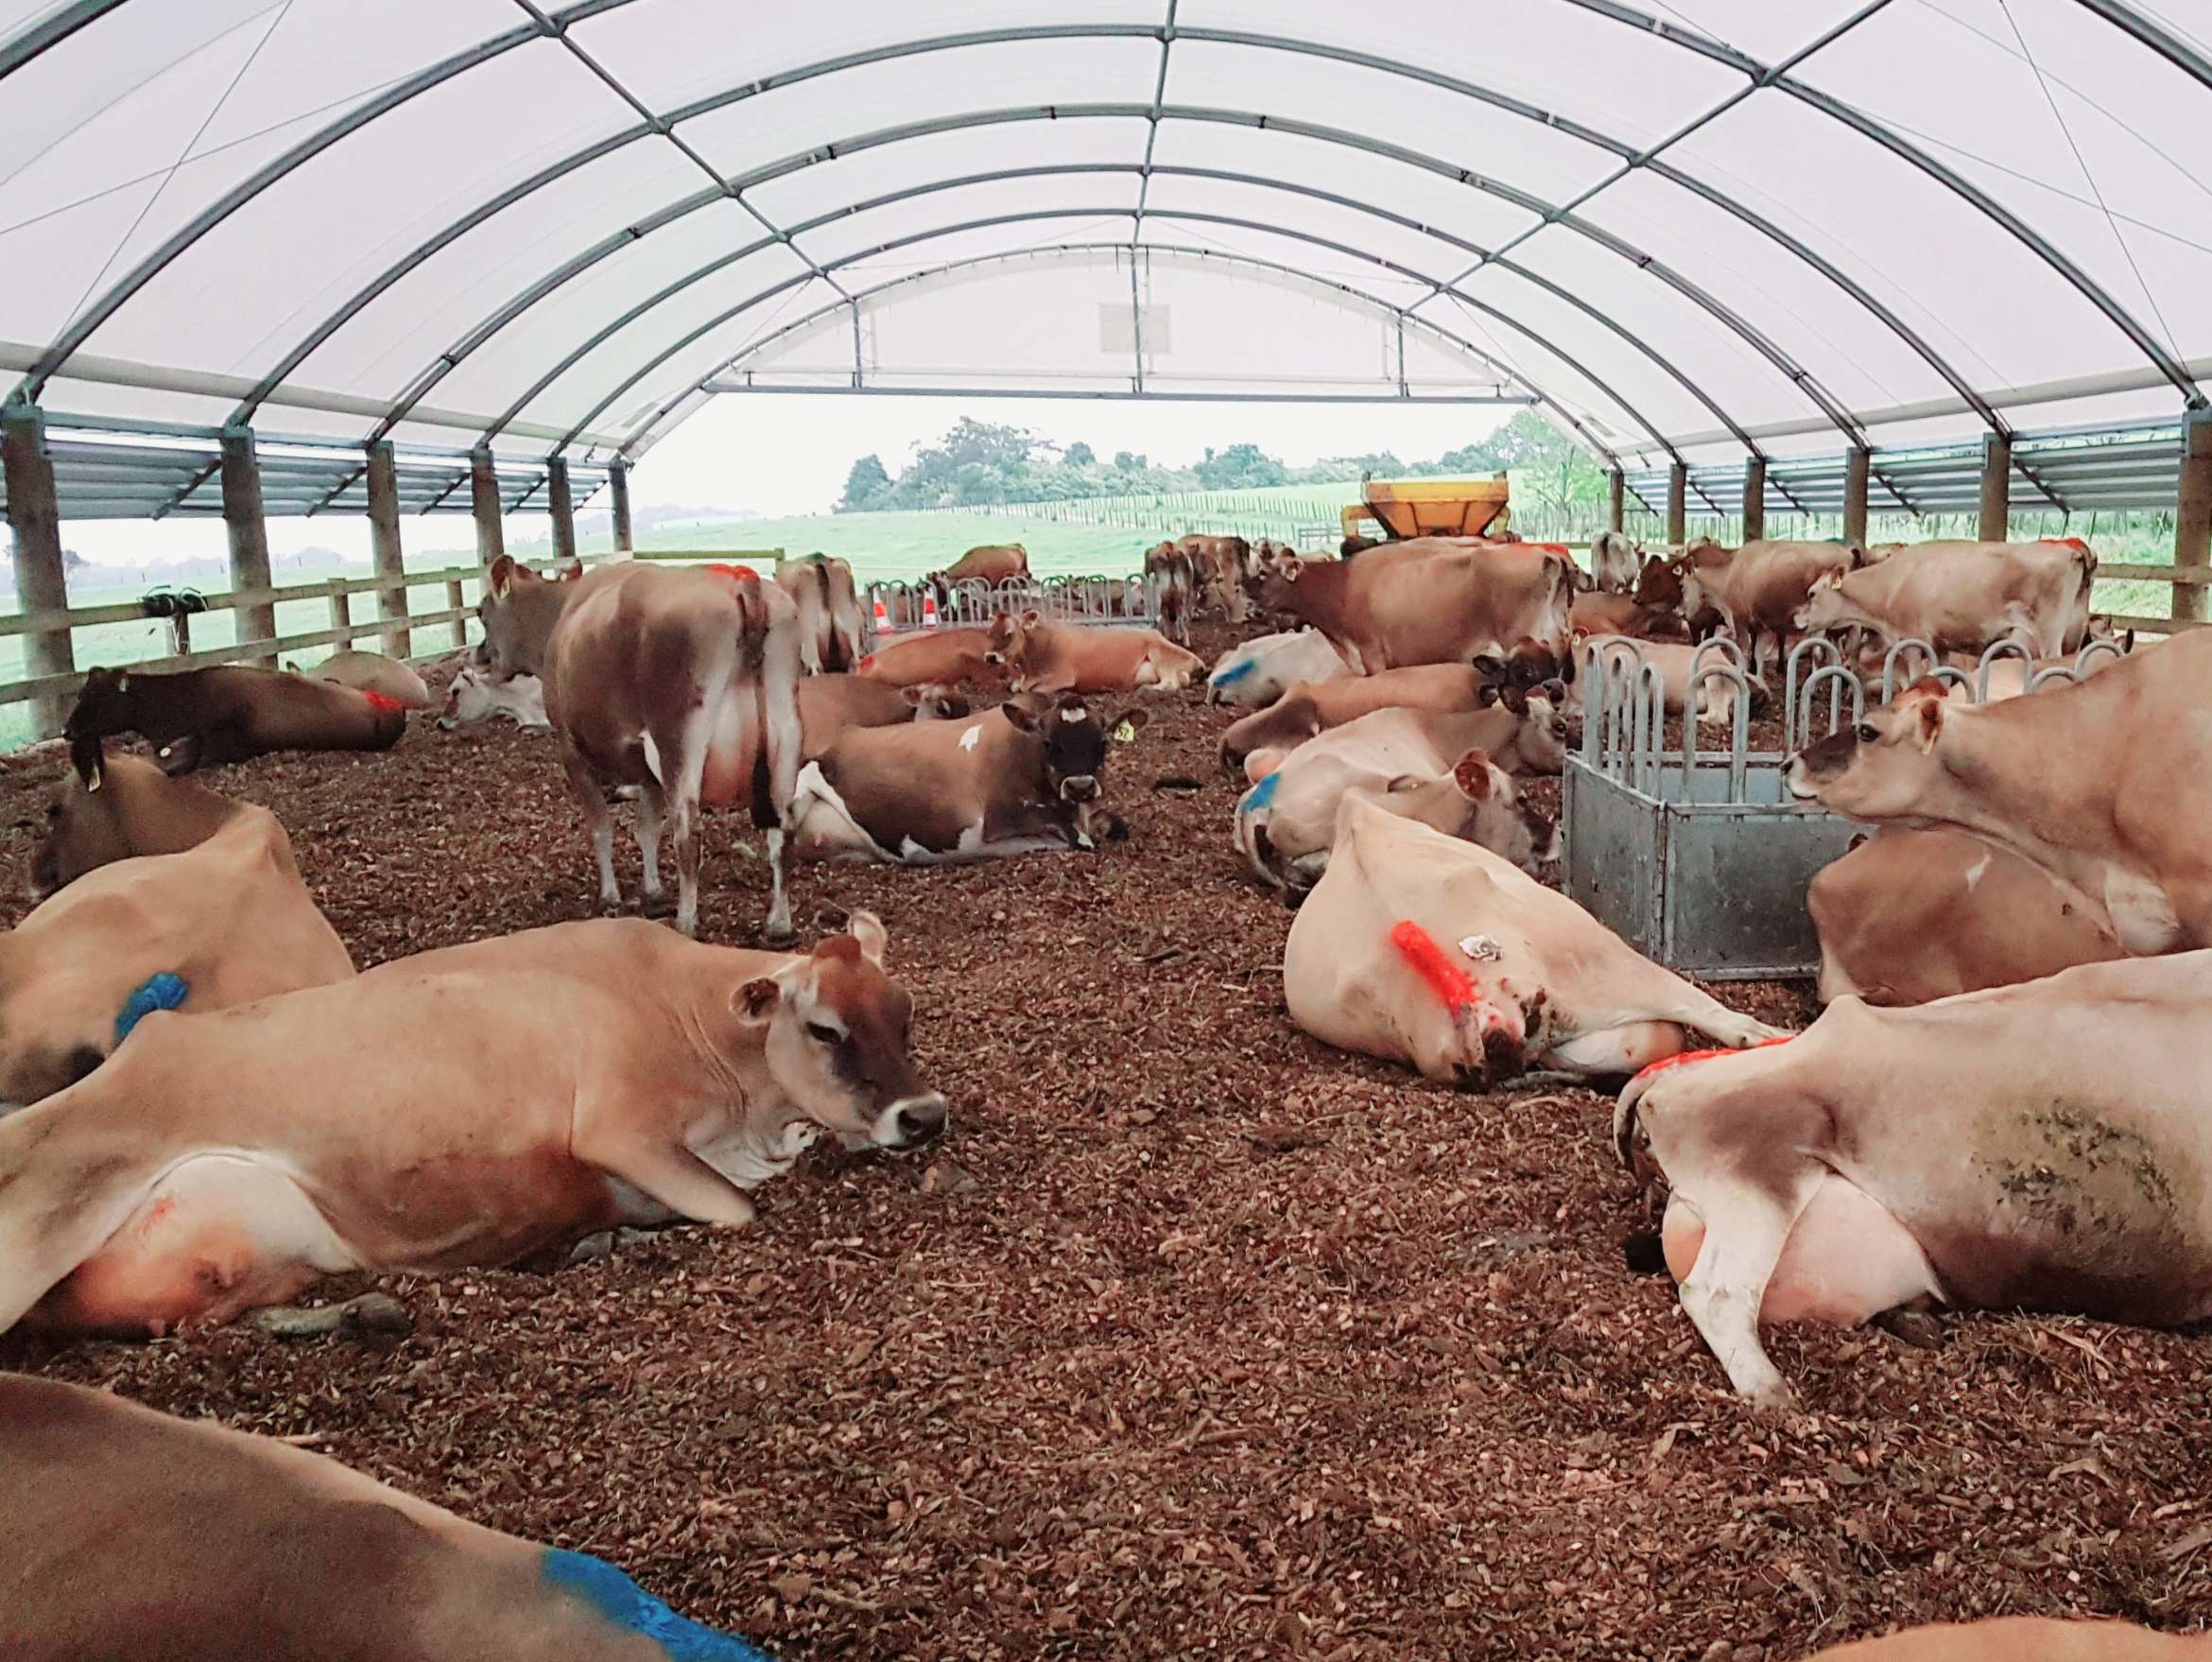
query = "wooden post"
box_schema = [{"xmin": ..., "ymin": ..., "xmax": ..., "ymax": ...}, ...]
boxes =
[
  {"xmin": 366, "ymin": 440, "xmax": 409, "ymax": 660},
  {"xmin": 609, "ymin": 458, "xmax": 634, "ymax": 555},
  {"xmin": 546, "ymin": 456, "xmax": 578, "ymax": 565},
  {"xmin": 470, "ymin": 445, "xmax": 505, "ymax": 567},
  {"xmin": 1606, "ymin": 468, "xmax": 1625, "ymax": 533},
  {"xmin": 1843, "ymin": 444, "xmax": 1872, "ymax": 545},
  {"xmin": 1665, "ymin": 460, "xmax": 1687, "ymax": 545},
  {"xmin": 220, "ymin": 426, "xmax": 277, "ymax": 663},
  {"xmin": 327, "ymin": 585, "xmax": 352, "ymax": 650},
  {"xmin": 2174, "ymin": 409, "xmax": 2212, "ymax": 626},
  {"xmin": 1978, "ymin": 432, "xmax": 2012, "ymax": 543},
  {"xmin": 446, "ymin": 578, "xmax": 468, "ymax": 653},
  {"xmin": 1741, "ymin": 455, "xmax": 1767, "ymax": 543},
  {"xmin": 2, "ymin": 400, "xmax": 77, "ymax": 736}
]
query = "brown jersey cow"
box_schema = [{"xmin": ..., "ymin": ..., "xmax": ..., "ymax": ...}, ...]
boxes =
[
  {"xmin": 930, "ymin": 543, "xmax": 1029, "ymax": 586},
  {"xmin": 1679, "ymin": 538, "xmax": 1865, "ymax": 675},
  {"xmin": 543, "ymin": 562, "xmax": 803, "ymax": 942},
  {"xmin": 796, "ymin": 674, "xmax": 966, "ymax": 759},
  {"xmin": 855, "ymin": 627, "xmax": 1014, "ymax": 689},
  {"xmin": 1221, "ymin": 664, "xmax": 1544, "ymax": 774},
  {"xmin": 1000, "ymin": 615, "xmax": 1204, "ymax": 694},
  {"xmin": 30, "ymin": 750, "xmax": 240, "ymax": 895},
  {"xmin": 1798, "ymin": 539, "xmax": 2093, "ymax": 658},
  {"xmin": 0, "ymin": 914, "xmax": 942, "ymax": 1338},
  {"xmin": 775, "ymin": 552, "xmax": 865, "ymax": 673},
  {"xmin": 0, "ymin": 1374, "xmax": 770, "ymax": 1661},
  {"xmin": 63, "ymin": 664, "xmax": 406, "ymax": 775},
  {"xmin": 1251, "ymin": 538, "xmax": 1574, "ymax": 675},
  {"xmin": 1808, "ymin": 1619, "xmax": 2203, "ymax": 1661}
]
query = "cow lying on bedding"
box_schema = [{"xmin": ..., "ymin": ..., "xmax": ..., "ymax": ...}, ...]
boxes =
[
  {"xmin": 0, "ymin": 912, "xmax": 942, "ymax": 1337},
  {"xmin": 786, "ymin": 693, "xmax": 1149, "ymax": 862},
  {"xmin": 1615, "ymin": 952, "xmax": 2212, "ymax": 1411},
  {"xmin": 1285, "ymin": 794, "xmax": 1783, "ymax": 1087},
  {"xmin": 0, "ymin": 1374, "xmax": 774, "ymax": 1662}
]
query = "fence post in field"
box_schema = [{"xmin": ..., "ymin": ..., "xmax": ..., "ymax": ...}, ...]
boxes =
[
  {"xmin": 2, "ymin": 399, "xmax": 76, "ymax": 736},
  {"xmin": 1666, "ymin": 461, "xmax": 1687, "ymax": 545},
  {"xmin": 446, "ymin": 577, "xmax": 468, "ymax": 653},
  {"xmin": 2175, "ymin": 410, "xmax": 2212, "ymax": 626},
  {"xmin": 1741, "ymin": 456, "xmax": 1767, "ymax": 544},
  {"xmin": 1978, "ymin": 433, "xmax": 2012, "ymax": 542},
  {"xmin": 220, "ymin": 424, "xmax": 278, "ymax": 664},
  {"xmin": 470, "ymin": 445, "xmax": 505, "ymax": 567},
  {"xmin": 546, "ymin": 456, "xmax": 578, "ymax": 565},
  {"xmin": 1607, "ymin": 469, "xmax": 1625, "ymax": 532},
  {"xmin": 609, "ymin": 458, "xmax": 634, "ymax": 554},
  {"xmin": 1843, "ymin": 445, "xmax": 1871, "ymax": 545},
  {"xmin": 367, "ymin": 440, "xmax": 410, "ymax": 660}
]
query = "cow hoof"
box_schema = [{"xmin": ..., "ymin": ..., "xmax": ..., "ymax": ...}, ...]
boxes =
[
  {"xmin": 597, "ymin": 895, "xmax": 625, "ymax": 918},
  {"xmin": 1876, "ymin": 1308, "xmax": 1944, "ymax": 1350},
  {"xmin": 639, "ymin": 892, "xmax": 675, "ymax": 920},
  {"xmin": 569, "ymin": 1226, "xmax": 659, "ymax": 1265},
  {"xmin": 1103, "ymin": 815, "xmax": 1130, "ymax": 841},
  {"xmin": 255, "ymin": 1292, "xmax": 412, "ymax": 1342},
  {"xmin": 760, "ymin": 921, "xmax": 797, "ymax": 948}
]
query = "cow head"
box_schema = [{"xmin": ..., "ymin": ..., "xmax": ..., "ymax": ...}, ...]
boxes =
[
  {"xmin": 734, "ymin": 912, "xmax": 947, "ymax": 1152},
  {"xmin": 436, "ymin": 664, "xmax": 547, "ymax": 731},
  {"xmin": 475, "ymin": 556, "xmax": 577, "ymax": 680},
  {"xmin": 985, "ymin": 610, "xmax": 1031, "ymax": 675},
  {"xmin": 1220, "ymin": 689, "xmax": 1320, "ymax": 774},
  {"xmin": 902, "ymin": 684, "xmax": 970, "ymax": 720},
  {"xmin": 1478, "ymin": 682, "xmax": 1573, "ymax": 774},
  {"xmin": 1002, "ymin": 691, "xmax": 1148, "ymax": 810},
  {"xmin": 61, "ymin": 667, "xmax": 141, "ymax": 763},
  {"xmin": 1786, "ymin": 678, "xmax": 1949, "ymax": 818},
  {"xmin": 1671, "ymin": 538, "xmax": 1733, "ymax": 620},
  {"xmin": 29, "ymin": 743, "xmax": 116, "ymax": 897},
  {"xmin": 1794, "ymin": 569, "xmax": 1857, "ymax": 635},
  {"xmin": 1380, "ymin": 749, "xmax": 1561, "ymax": 874}
]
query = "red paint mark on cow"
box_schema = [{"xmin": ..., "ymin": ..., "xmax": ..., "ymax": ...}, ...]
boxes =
[
  {"xmin": 704, "ymin": 563, "xmax": 760, "ymax": 584},
  {"xmin": 1628, "ymin": 1034, "xmax": 1792, "ymax": 1085},
  {"xmin": 2040, "ymin": 537, "xmax": 2091, "ymax": 555},
  {"xmin": 1390, "ymin": 920, "xmax": 1478, "ymax": 1016},
  {"xmin": 361, "ymin": 690, "xmax": 406, "ymax": 716},
  {"xmin": 857, "ymin": 653, "xmax": 876, "ymax": 671}
]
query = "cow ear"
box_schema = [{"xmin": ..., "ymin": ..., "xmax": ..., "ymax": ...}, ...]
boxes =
[
  {"xmin": 900, "ymin": 684, "xmax": 925, "ymax": 706},
  {"xmin": 488, "ymin": 554, "xmax": 517, "ymax": 598},
  {"xmin": 732, "ymin": 978, "xmax": 782, "ymax": 1024},
  {"xmin": 1020, "ymin": 609, "xmax": 1042, "ymax": 630},
  {"xmin": 1914, "ymin": 694, "xmax": 1944, "ymax": 753},
  {"xmin": 845, "ymin": 909, "xmax": 887, "ymax": 966},
  {"xmin": 1471, "ymin": 650, "xmax": 1507, "ymax": 682},
  {"xmin": 1000, "ymin": 699, "xmax": 1041, "ymax": 734},
  {"xmin": 1111, "ymin": 707, "xmax": 1149, "ymax": 740},
  {"xmin": 1452, "ymin": 750, "xmax": 1495, "ymax": 800},
  {"xmin": 71, "ymin": 735, "xmax": 104, "ymax": 793},
  {"xmin": 1848, "ymin": 832, "xmax": 1870, "ymax": 851}
]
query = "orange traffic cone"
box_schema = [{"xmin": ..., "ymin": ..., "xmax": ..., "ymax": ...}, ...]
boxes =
[
  {"xmin": 922, "ymin": 591, "xmax": 941, "ymax": 630},
  {"xmin": 873, "ymin": 593, "xmax": 891, "ymax": 635}
]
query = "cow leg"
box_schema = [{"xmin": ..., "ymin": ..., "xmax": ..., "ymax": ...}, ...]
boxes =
[
  {"xmin": 666, "ymin": 714, "xmax": 711, "ymax": 939},
  {"xmin": 756, "ymin": 615, "xmax": 804, "ymax": 949},
  {"xmin": 557, "ymin": 741, "xmax": 621, "ymax": 913},
  {"xmin": 631, "ymin": 785, "xmax": 666, "ymax": 913},
  {"xmin": 1669, "ymin": 1169, "xmax": 1820, "ymax": 1412},
  {"xmin": 1547, "ymin": 1020, "xmax": 1688, "ymax": 1077},
  {"xmin": 763, "ymin": 829, "xmax": 793, "ymax": 944},
  {"xmin": 579, "ymin": 1137, "xmax": 756, "ymax": 1230}
]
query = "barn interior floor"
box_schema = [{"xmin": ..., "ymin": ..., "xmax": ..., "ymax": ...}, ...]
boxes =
[{"xmin": 2, "ymin": 619, "xmax": 2205, "ymax": 1661}]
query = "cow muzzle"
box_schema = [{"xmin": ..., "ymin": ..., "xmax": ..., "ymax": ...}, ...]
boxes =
[
  {"xmin": 1059, "ymin": 774, "xmax": 1100, "ymax": 803},
  {"xmin": 874, "ymin": 1094, "xmax": 950, "ymax": 1150}
]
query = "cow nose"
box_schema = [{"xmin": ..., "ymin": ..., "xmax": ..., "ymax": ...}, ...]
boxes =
[
  {"xmin": 889, "ymin": 1095, "xmax": 949, "ymax": 1146},
  {"xmin": 1062, "ymin": 774, "xmax": 1099, "ymax": 802}
]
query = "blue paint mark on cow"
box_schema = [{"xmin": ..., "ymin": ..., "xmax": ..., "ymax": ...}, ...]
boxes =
[
  {"xmin": 543, "ymin": 1549, "xmax": 778, "ymax": 1661},
  {"xmin": 114, "ymin": 972, "xmax": 189, "ymax": 1043},
  {"xmin": 1208, "ymin": 656, "xmax": 1257, "ymax": 689},
  {"xmin": 1238, "ymin": 770, "xmax": 1280, "ymax": 818}
]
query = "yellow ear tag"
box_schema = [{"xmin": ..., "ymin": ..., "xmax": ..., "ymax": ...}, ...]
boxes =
[{"xmin": 1113, "ymin": 719, "xmax": 1137, "ymax": 744}]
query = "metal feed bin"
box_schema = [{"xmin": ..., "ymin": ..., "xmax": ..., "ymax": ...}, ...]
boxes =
[{"xmin": 1564, "ymin": 641, "xmax": 1860, "ymax": 980}]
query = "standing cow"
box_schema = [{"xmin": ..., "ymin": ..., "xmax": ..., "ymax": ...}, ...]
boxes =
[
  {"xmin": 541, "ymin": 563, "xmax": 804, "ymax": 943},
  {"xmin": 1680, "ymin": 538, "xmax": 1866, "ymax": 676},
  {"xmin": 774, "ymin": 552, "xmax": 865, "ymax": 673},
  {"xmin": 1797, "ymin": 539, "xmax": 2094, "ymax": 660},
  {"xmin": 1252, "ymin": 538, "xmax": 1574, "ymax": 675}
]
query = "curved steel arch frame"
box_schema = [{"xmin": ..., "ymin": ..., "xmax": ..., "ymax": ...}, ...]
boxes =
[
  {"xmin": 472, "ymin": 157, "xmax": 1740, "ymax": 457},
  {"xmin": 633, "ymin": 239, "xmax": 1649, "ymax": 466},
  {"xmin": 558, "ymin": 206, "xmax": 1695, "ymax": 467},
  {"xmin": 7, "ymin": 0, "xmax": 2199, "ymax": 423}
]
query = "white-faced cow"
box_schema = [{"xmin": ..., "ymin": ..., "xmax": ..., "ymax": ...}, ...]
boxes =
[
  {"xmin": 1589, "ymin": 529, "xmax": 1641, "ymax": 596},
  {"xmin": 787, "ymin": 693, "xmax": 1148, "ymax": 863},
  {"xmin": 64, "ymin": 665, "xmax": 406, "ymax": 774},
  {"xmin": 1252, "ymin": 538, "xmax": 1574, "ymax": 676},
  {"xmin": 775, "ymin": 552, "xmax": 865, "ymax": 673},
  {"xmin": 0, "ymin": 1375, "xmax": 774, "ymax": 1661},
  {"xmin": 1236, "ymin": 705, "xmax": 1562, "ymax": 892},
  {"xmin": 1205, "ymin": 630, "xmax": 1351, "ymax": 707},
  {"xmin": 0, "ymin": 912, "xmax": 941, "ymax": 1338},
  {"xmin": 1796, "ymin": 539, "xmax": 2093, "ymax": 659},
  {"xmin": 1286, "ymin": 795, "xmax": 1784, "ymax": 1087},
  {"xmin": 1615, "ymin": 951, "xmax": 2212, "ymax": 1412},
  {"xmin": 1808, "ymin": 828, "xmax": 2124, "ymax": 1007},
  {"xmin": 1787, "ymin": 634, "xmax": 2212, "ymax": 955},
  {"xmin": 541, "ymin": 562, "xmax": 803, "ymax": 942},
  {"xmin": 435, "ymin": 664, "xmax": 550, "ymax": 732}
]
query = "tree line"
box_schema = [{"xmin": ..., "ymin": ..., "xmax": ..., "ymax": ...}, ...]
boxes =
[{"xmin": 836, "ymin": 411, "xmax": 1609, "ymax": 514}]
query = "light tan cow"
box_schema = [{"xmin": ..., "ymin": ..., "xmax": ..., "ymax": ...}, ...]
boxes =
[
  {"xmin": 1252, "ymin": 538, "xmax": 1575, "ymax": 675},
  {"xmin": 1589, "ymin": 529, "xmax": 1640, "ymax": 595},
  {"xmin": 1809, "ymin": 828, "xmax": 2124, "ymax": 1006},
  {"xmin": 1614, "ymin": 951, "xmax": 2212, "ymax": 1411},
  {"xmin": 775, "ymin": 551, "xmax": 866, "ymax": 673},
  {"xmin": 855, "ymin": 627, "xmax": 1015, "ymax": 689},
  {"xmin": 1238, "ymin": 685, "xmax": 1568, "ymax": 786},
  {"xmin": 0, "ymin": 913, "xmax": 942, "ymax": 1338},
  {"xmin": 930, "ymin": 543, "xmax": 1029, "ymax": 586},
  {"xmin": 1205, "ymin": 630, "xmax": 1351, "ymax": 707},
  {"xmin": 1809, "ymin": 1619, "xmax": 2205, "ymax": 1661},
  {"xmin": 1680, "ymin": 538, "xmax": 1864, "ymax": 675},
  {"xmin": 1574, "ymin": 635, "xmax": 1766, "ymax": 726},
  {"xmin": 795, "ymin": 673, "xmax": 966, "ymax": 759},
  {"xmin": 0, "ymin": 1374, "xmax": 770, "ymax": 1660},
  {"xmin": 542, "ymin": 562, "xmax": 803, "ymax": 941},
  {"xmin": 1787, "ymin": 635, "xmax": 2212, "ymax": 955},
  {"xmin": 1941, "ymin": 633, "xmax": 2134, "ymax": 703},
  {"xmin": 2, "ymin": 802, "xmax": 353, "ymax": 1110},
  {"xmin": 1798, "ymin": 539, "xmax": 2093, "ymax": 658},
  {"xmin": 1285, "ymin": 795, "xmax": 1783, "ymax": 1087},
  {"xmin": 1220, "ymin": 664, "xmax": 1530, "ymax": 773},
  {"xmin": 998, "ymin": 614, "xmax": 1204, "ymax": 694},
  {"xmin": 29, "ymin": 750, "xmax": 240, "ymax": 895},
  {"xmin": 1236, "ymin": 705, "xmax": 1561, "ymax": 892},
  {"xmin": 294, "ymin": 649, "xmax": 432, "ymax": 709}
]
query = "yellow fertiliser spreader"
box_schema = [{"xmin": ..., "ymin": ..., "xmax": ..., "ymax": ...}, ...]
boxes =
[{"xmin": 1340, "ymin": 475, "xmax": 1511, "ymax": 542}]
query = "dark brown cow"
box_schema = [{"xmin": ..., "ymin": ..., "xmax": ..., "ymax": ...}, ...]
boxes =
[
  {"xmin": 1252, "ymin": 538, "xmax": 1574, "ymax": 674},
  {"xmin": 62, "ymin": 665, "xmax": 406, "ymax": 776},
  {"xmin": 787, "ymin": 693, "xmax": 1149, "ymax": 861},
  {"xmin": 30, "ymin": 751, "xmax": 240, "ymax": 896},
  {"xmin": 542, "ymin": 563, "xmax": 802, "ymax": 942},
  {"xmin": 0, "ymin": 1375, "xmax": 771, "ymax": 1661},
  {"xmin": 796, "ymin": 674, "xmax": 966, "ymax": 759}
]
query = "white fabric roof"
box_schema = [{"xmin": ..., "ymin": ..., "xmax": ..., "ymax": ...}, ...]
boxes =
[{"xmin": 3, "ymin": 0, "xmax": 2208, "ymax": 473}]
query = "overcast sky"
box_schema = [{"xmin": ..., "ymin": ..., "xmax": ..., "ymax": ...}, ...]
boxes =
[{"xmin": 52, "ymin": 394, "xmax": 1513, "ymax": 566}]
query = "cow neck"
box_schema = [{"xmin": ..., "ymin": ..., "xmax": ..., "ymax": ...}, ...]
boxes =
[{"xmin": 1931, "ymin": 690, "xmax": 2119, "ymax": 852}]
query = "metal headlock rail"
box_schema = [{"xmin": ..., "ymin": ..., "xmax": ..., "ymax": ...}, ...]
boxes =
[{"xmin": 868, "ymin": 574, "xmax": 1166, "ymax": 634}]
